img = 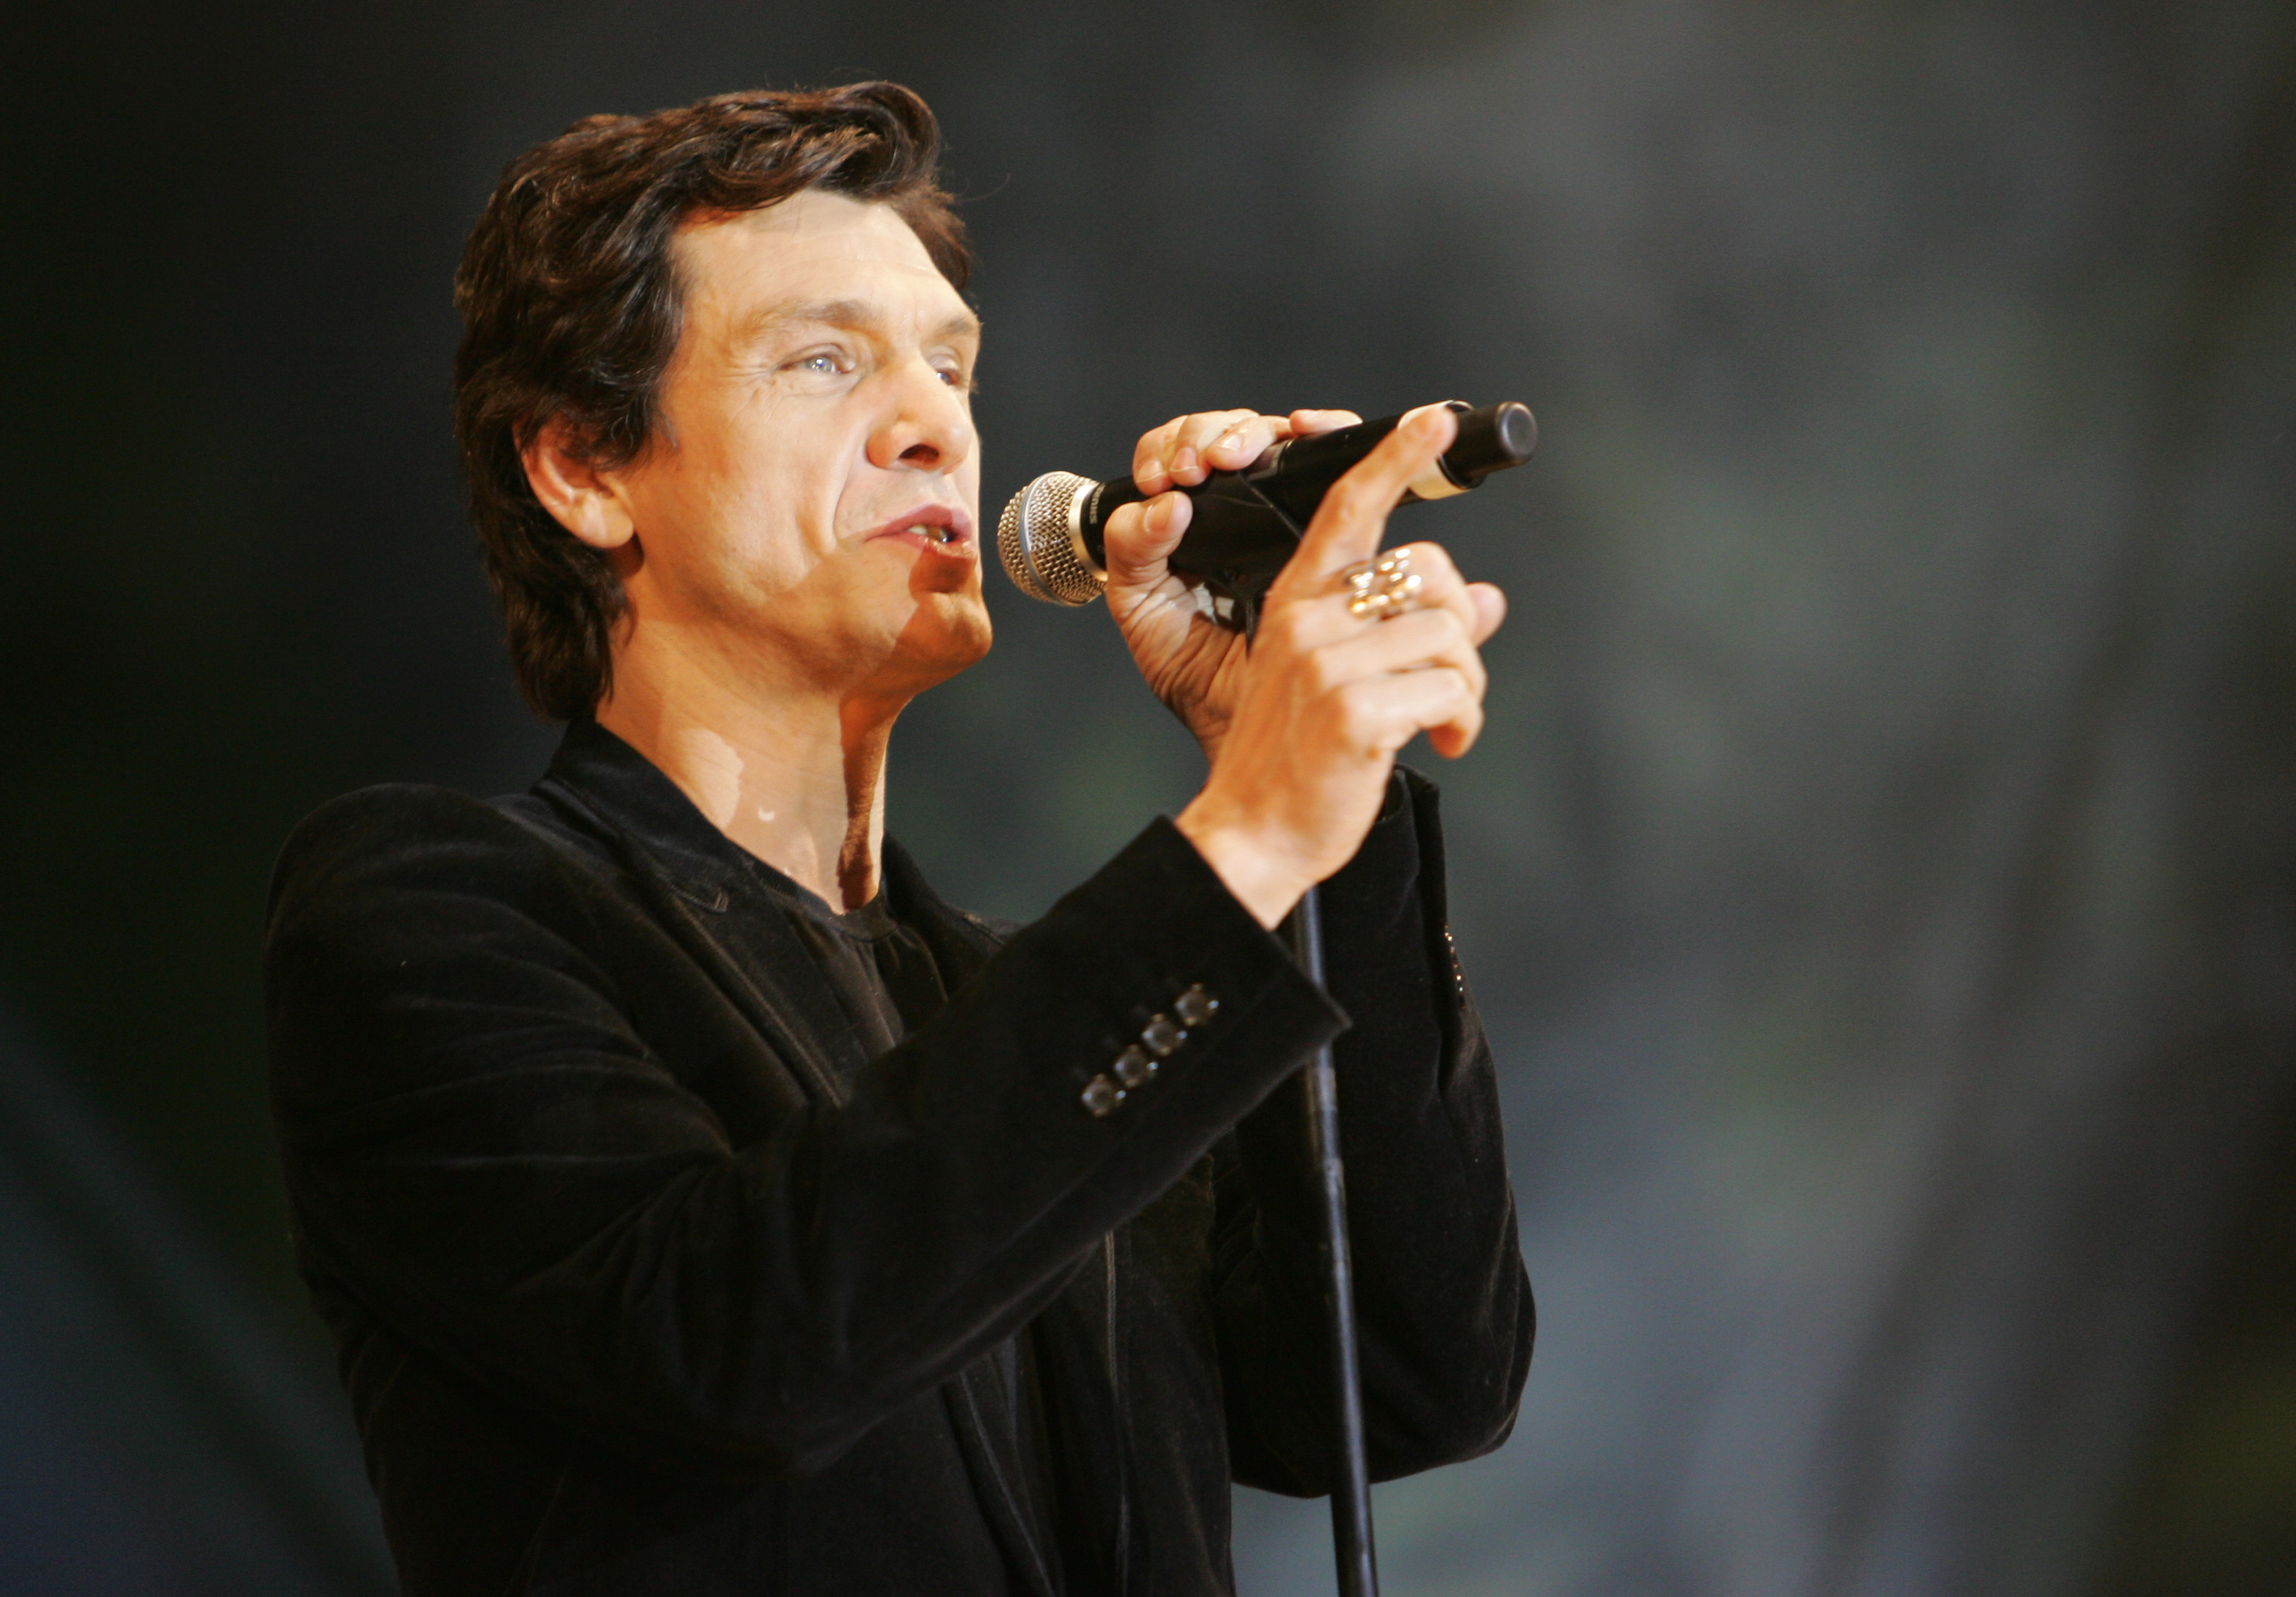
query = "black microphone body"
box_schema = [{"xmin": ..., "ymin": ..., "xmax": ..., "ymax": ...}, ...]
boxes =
[{"xmin": 997, "ymin": 401, "xmax": 1536, "ymax": 609}]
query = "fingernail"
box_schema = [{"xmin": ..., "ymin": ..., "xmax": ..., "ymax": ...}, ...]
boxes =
[{"xmin": 1172, "ymin": 446, "xmax": 1198, "ymax": 477}]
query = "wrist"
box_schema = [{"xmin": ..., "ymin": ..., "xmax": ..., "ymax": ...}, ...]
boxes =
[
  {"xmin": 1166, "ymin": 700, "xmax": 1228, "ymax": 766},
  {"xmin": 1173, "ymin": 801, "xmax": 1310, "ymax": 931}
]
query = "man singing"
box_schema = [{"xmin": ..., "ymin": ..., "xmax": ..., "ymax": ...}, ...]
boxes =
[{"xmin": 266, "ymin": 82, "xmax": 1531, "ymax": 1595}]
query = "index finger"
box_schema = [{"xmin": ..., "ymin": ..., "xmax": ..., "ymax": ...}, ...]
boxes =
[
  {"xmin": 1275, "ymin": 403, "xmax": 1459, "ymax": 590},
  {"xmin": 1287, "ymin": 408, "xmax": 1363, "ymax": 437}
]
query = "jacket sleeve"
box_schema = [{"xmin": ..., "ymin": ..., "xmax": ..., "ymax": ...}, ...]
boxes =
[
  {"xmin": 266, "ymin": 785, "xmax": 1343, "ymax": 1477},
  {"xmin": 1211, "ymin": 768, "xmax": 1535, "ymax": 1493}
]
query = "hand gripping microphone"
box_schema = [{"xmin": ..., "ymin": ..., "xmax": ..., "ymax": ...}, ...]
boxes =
[
  {"xmin": 997, "ymin": 400, "xmax": 1536, "ymax": 610},
  {"xmin": 997, "ymin": 399, "xmax": 1533, "ymax": 1597}
]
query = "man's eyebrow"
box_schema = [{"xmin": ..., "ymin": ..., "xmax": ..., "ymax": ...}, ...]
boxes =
[
  {"xmin": 929, "ymin": 309, "xmax": 984, "ymax": 344},
  {"xmin": 734, "ymin": 299, "xmax": 982, "ymax": 347}
]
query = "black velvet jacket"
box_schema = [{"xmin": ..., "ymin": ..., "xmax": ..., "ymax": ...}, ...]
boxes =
[{"xmin": 266, "ymin": 721, "xmax": 1532, "ymax": 1595}]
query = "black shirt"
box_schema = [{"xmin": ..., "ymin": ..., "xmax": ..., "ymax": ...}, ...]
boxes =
[{"xmin": 755, "ymin": 865, "xmax": 947, "ymax": 1063}]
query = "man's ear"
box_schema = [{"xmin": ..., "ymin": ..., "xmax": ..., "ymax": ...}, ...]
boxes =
[{"xmin": 522, "ymin": 419, "xmax": 638, "ymax": 551}]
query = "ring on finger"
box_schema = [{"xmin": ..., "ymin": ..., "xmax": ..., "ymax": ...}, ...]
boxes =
[{"xmin": 1339, "ymin": 550, "xmax": 1424, "ymax": 622}]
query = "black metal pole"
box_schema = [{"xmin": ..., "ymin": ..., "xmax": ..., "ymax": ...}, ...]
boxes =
[{"xmin": 1287, "ymin": 886, "xmax": 1379, "ymax": 1597}]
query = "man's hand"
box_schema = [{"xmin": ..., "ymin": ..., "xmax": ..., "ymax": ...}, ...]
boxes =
[
  {"xmin": 1170, "ymin": 404, "xmax": 1507, "ymax": 929},
  {"xmin": 1102, "ymin": 407, "xmax": 1363, "ymax": 759}
]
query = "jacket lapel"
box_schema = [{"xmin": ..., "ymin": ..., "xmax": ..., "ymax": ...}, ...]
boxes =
[{"xmin": 546, "ymin": 779, "xmax": 863, "ymax": 1098}]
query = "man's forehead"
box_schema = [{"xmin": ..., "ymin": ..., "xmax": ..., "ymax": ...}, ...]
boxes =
[{"xmin": 675, "ymin": 191, "xmax": 972, "ymax": 338}]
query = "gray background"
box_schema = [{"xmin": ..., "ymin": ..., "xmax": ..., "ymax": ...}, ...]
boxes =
[{"xmin": 4, "ymin": 1, "xmax": 2290, "ymax": 1592}]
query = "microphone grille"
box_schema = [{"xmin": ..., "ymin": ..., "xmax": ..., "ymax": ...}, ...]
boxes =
[{"xmin": 997, "ymin": 472, "xmax": 1106, "ymax": 606}]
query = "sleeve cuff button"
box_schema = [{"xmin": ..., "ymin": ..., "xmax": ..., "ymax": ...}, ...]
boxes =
[
  {"xmin": 1081, "ymin": 1075, "xmax": 1124, "ymax": 1118},
  {"xmin": 1174, "ymin": 985, "xmax": 1218, "ymax": 1026},
  {"xmin": 1114, "ymin": 1045, "xmax": 1157, "ymax": 1088}
]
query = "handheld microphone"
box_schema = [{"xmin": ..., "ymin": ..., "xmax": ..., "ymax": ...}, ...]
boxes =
[{"xmin": 997, "ymin": 400, "xmax": 1536, "ymax": 608}]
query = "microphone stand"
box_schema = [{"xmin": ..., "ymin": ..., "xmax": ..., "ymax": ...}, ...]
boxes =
[
  {"xmin": 1237, "ymin": 587, "xmax": 1377, "ymax": 1597},
  {"xmin": 1286, "ymin": 886, "xmax": 1379, "ymax": 1597}
]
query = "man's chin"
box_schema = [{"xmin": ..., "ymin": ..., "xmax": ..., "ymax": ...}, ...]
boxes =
[{"xmin": 888, "ymin": 598, "xmax": 993, "ymax": 689}]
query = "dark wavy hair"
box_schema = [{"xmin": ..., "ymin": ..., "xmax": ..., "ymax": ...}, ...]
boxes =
[{"xmin": 453, "ymin": 82, "xmax": 972, "ymax": 720}]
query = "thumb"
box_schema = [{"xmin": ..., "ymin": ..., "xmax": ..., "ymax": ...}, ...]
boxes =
[{"xmin": 1102, "ymin": 489, "xmax": 1194, "ymax": 590}]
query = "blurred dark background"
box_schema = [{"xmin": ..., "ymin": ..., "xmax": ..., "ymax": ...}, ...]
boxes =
[{"xmin": 3, "ymin": 1, "xmax": 2291, "ymax": 1592}]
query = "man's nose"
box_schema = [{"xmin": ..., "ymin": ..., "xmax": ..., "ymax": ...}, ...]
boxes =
[{"xmin": 868, "ymin": 359, "xmax": 974, "ymax": 474}]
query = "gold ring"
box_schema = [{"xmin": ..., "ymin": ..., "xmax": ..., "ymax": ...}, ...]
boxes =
[{"xmin": 1340, "ymin": 550, "xmax": 1423, "ymax": 621}]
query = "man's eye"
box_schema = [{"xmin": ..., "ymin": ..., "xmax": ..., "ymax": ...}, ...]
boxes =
[{"xmin": 798, "ymin": 354, "xmax": 839, "ymax": 375}]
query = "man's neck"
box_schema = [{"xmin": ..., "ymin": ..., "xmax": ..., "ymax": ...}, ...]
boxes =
[{"xmin": 595, "ymin": 640, "xmax": 902, "ymax": 911}]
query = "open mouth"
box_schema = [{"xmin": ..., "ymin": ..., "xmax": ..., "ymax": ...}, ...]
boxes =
[{"xmin": 873, "ymin": 507, "xmax": 975, "ymax": 550}]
